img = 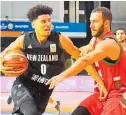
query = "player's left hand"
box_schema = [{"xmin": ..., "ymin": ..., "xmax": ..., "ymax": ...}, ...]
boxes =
[
  {"xmin": 46, "ymin": 75, "xmax": 65, "ymax": 89},
  {"xmin": 99, "ymin": 84, "xmax": 108, "ymax": 101}
]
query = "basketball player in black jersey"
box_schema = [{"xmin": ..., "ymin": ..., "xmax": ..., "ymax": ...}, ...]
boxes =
[{"xmin": 0, "ymin": 4, "xmax": 107, "ymax": 115}]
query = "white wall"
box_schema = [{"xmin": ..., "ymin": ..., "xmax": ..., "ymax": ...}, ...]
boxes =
[
  {"xmin": 111, "ymin": 1, "xmax": 126, "ymax": 32},
  {"xmin": 1, "ymin": 1, "xmax": 64, "ymax": 22}
]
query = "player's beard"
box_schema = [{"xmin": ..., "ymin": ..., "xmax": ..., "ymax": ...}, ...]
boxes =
[
  {"xmin": 93, "ymin": 24, "xmax": 104, "ymax": 37},
  {"xmin": 118, "ymin": 37, "xmax": 126, "ymax": 42}
]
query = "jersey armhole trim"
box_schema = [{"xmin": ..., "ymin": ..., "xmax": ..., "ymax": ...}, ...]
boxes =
[{"xmin": 103, "ymin": 37, "xmax": 122, "ymax": 66}]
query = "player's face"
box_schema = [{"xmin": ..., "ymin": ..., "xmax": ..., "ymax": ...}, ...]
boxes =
[
  {"xmin": 90, "ymin": 12, "xmax": 104, "ymax": 37},
  {"xmin": 33, "ymin": 14, "xmax": 52, "ymax": 36},
  {"xmin": 116, "ymin": 30, "xmax": 126, "ymax": 42}
]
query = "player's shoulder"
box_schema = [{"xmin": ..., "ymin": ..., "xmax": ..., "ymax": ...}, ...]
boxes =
[
  {"xmin": 16, "ymin": 34, "xmax": 25, "ymax": 41},
  {"xmin": 101, "ymin": 37, "xmax": 117, "ymax": 45},
  {"xmin": 12, "ymin": 35, "xmax": 25, "ymax": 49},
  {"xmin": 103, "ymin": 32, "xmax": 117, "ymax": 44},
  {"xmin": 16, "ymin": 32, "xmax": 34, "ymax": 44},
  {"xmin": 96, "ymin": 38, "xmax": 119, "ymax": 52},
  {"xmin": 23, "ymin": 32, "xmax": 34, "ymax": 38},
  {"xmin": 104, "ymin": 37, "xmax": 116, "ymax": 43}
]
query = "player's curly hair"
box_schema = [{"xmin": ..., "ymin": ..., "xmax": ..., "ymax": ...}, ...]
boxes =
[{"xmin": 27, "ymin": 4, "xmax": 53, "ymax": 22}]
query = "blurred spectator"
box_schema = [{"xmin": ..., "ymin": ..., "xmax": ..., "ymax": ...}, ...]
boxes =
[{"xmin": 116, "ymin": 28, "xmax": 126, "ymax": 51}]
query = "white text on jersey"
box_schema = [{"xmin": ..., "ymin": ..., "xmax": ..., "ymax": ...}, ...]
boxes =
[{"xmin": 26, "ymin": 54, "xmax": 58, "ymax": 62}]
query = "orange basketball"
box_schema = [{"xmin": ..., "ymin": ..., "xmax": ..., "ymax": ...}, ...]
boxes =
[{"xmin": 3, "ymin": 50, "xmax": 28, "ymax": 77}]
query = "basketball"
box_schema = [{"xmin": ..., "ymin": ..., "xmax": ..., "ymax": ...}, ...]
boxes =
[{"xmin": 3, "ymin": 50, "xmax": 28, "ymax": 76}]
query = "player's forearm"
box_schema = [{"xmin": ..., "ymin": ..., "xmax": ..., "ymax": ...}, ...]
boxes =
[
  {"xmin": 70, "ymin": 50, "xmax": 104, "ymax": 86},
  {"xmin": 73, "ymin": 51, "xmax": 104, "ymax": 86},
  {"xmin": 59, "ymin": 56, "xmax": 89, "ymax": 79},
  {"xmin": 59, "ymin": 56, "xmax": 104, "ymax": 87},
  {"xmin": 79, "ymin": 44, "xmax": 89, "ymax": 51}
]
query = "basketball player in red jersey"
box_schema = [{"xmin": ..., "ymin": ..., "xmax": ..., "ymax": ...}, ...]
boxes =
[
  {"xmin": 116, "ymin": 28, "xmax": 126, "ymax": 51},
  {"xmin": 47, "ymin": 7, "xmax": 126, "ymax": 115},
  {"xmin": 0, "ymin": 4, "xmax": 107, "ymax": 115}
]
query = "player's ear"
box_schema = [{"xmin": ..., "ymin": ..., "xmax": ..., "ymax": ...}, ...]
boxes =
[
  {"xmin": 104, "ymin": 20, "xmax": 110, "ymax": 27},
  {"xmin": 31, "ymin": 20, "xmax": 35, "ymax": 28}
]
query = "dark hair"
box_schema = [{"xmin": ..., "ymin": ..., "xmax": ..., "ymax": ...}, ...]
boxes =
[
  {"xmin": 27, "ymin": 4, "xmax": 53, "ymax": 22},
  {"xmin": 92, "ymin": 7, "xmax": 112, "ymax": 22},
  {"xmin": 116, "ymin": 28, "xmax": 126, "ymax": 34}
]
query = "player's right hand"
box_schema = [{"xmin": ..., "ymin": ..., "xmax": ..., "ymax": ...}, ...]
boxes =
[
  {"xmin": 46, "ymin": 75, "xmax": 65, "ymax": 89},
  {"xmin": 0, "ymin": 58, "xmax": 16, "ymax": 76},
  {"xmin": 98, "ymin": 84, "xmax": 108, "ymax": 101}
]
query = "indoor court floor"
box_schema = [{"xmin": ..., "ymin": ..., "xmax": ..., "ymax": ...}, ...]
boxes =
[{"xmin": 0, "ymin": 92, "xmax": 92, "ymax": 115}]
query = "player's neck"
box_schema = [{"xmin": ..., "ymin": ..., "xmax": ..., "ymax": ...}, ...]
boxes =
[
  {"xmin": 120, "ymin": 41, "xmax": 126, "ymax": 47},
  {"xmin": 97, "ymin": 29, "xmax": 111, "ymax": 42},
  {"xmin": 35, "ymin": 32, "xmax": 48, "ymax": 44}
]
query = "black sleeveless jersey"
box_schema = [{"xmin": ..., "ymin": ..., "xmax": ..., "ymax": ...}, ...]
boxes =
[{"xmin": 18, "ymin": 31, "xmax": 65, "ymax": 88}]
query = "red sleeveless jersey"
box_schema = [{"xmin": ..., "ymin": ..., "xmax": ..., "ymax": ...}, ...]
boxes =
[{"xmin": 94, "ymin": 32, "xmax": 126, "ymax": 93}]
